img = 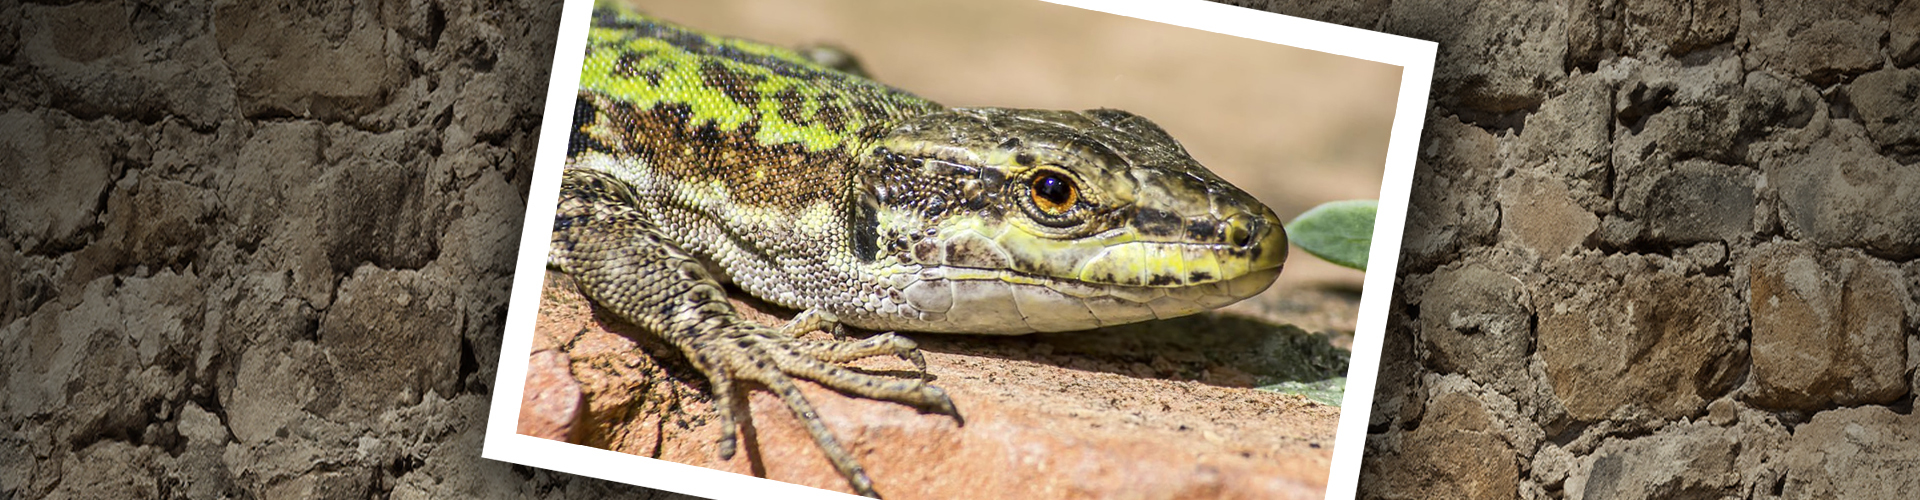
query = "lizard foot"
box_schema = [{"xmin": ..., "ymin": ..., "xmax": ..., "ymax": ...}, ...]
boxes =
[
  {"xmin": 778, "ymin": 310, "xmax": 939, "ymax": 380},
  {"xmin": 691, "ymin": 318, "xmax": 960, "ymax": 498},
  {"xmin": 778, "ymin": 309, "xmax": 849, "ymax": 338}
]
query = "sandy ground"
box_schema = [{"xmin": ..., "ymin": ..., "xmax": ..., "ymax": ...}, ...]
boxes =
[{"xmin": 533, "ymin": 270, "xmax": 1348, "ymax": 498}]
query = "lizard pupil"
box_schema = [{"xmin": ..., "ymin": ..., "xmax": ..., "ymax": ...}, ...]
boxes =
[{"xmin": 1031, "ymin": 173, "xmax": 1076, "ymax": 213}]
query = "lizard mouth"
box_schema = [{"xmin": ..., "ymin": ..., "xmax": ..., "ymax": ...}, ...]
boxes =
[
  {"xmin": 865, "ymin": 206, "xmax": 1289, "ymax": 334},
  {"xmin": 876, "ymin": 224, "xmax": 1286, "ymax": 334},
  {"xmin": 887, "ymin": 264, "xmax": 1283, "ymax": 334}
]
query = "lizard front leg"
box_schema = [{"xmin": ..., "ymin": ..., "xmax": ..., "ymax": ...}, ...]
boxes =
[{"xmin": 550, "ymin": 169, "xmax": 961, "ymax": 498}]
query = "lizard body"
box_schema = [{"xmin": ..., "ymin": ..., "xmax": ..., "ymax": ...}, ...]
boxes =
[{"xmin": 551, "ymin": 4, "xmax": 1288, "ymax": 497}]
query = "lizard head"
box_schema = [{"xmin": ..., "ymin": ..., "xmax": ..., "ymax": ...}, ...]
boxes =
[{"xmin": 855, "ymin": 107, "xmax": 1287, "ymax": 333}]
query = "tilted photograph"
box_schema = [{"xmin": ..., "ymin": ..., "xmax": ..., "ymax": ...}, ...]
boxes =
[{"xmin": 486, "ymin": 0, "xmax": 1433, "ymax": 498}]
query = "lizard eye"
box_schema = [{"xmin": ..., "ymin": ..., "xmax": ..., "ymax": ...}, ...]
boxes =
[{"xmin": 1030, "ymin": 172, "xmax": 1077, "ymax": 215}]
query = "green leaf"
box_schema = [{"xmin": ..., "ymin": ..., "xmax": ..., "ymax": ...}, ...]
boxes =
[
  {"xmin": 1257, "ymin": 377, "xmax": 1346, "ymax": 406},
  {"xmin": 1285, "ymin": 200, "xmax": 1376, "ymax": 271}
]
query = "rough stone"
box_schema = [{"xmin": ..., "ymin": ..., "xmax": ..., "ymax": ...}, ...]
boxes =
[
  {"xmin": 1563, "ymin": 422, "xmax": 1740, "ymax": 500},
  {"xmin": 212, "ymin": 0, "xmax": 407, "ymax": 121},
  {"xmin": 1642, "ymin": 160, "xmax": 1754, "ymax": 246},
  {"xmin": 1512, "ymin": 73, "xmax": 1613, "ymax": 212},
  {"xmin": 221, "ymin": 121, "xmax": 338, "ymax": 309},
  {"xmin": 1737, "ymin": 70, "xmax": 1822, "ymax": 140},
  {"xmin": 17, "ymin": 2, "xmax": 237, "ymax": 127},
  {"xmin": 1564, "ymin": 0, "xmax": 1605, "ymax": 69},
  {"xmin": 1499, "ymin": 172, "xmax": 1599, "ymax": 256},
  {"xmin": 1676, "ymin": 241, "xmax": 1729, "ymax": 272},
  {"xmin": 1370, "ymin": 288, "xmax": 1423, "ymax": 429},
  {"xmin": 173, "ymin": 402, "xmax": 242, "ymax": 499},
  {"xmin": 111, "ymin": 177, "xmax": 216, "ymax": 271},
  {"xmin": 1536, "ymin": 258, "xmax": 1743, "ymax": 422},
  {"xmin": 1848, "ymin": 67, "xmax": 1920, "ymax": 161},
  {"xmin": 1400, "ymin": 115, "xmax": 1501, "ymax": 270},
  {"xmin": 0, "ymin": 238, "xmax": 18, "ymax": 329},
  {"xmin": 319, "ymin": 154, "xmax": 445, "ymax": 273},
  {"xmin": 391, "ymin": 397, "xmax": 542, "ymax": 499},
  {"xmin": 177, "ymin": 402, "xmax": 227, "ymax": 448},
  {"xmin": 442, "ymin": 170, "xmax": 525, "ymax": 391},
  {"xmin": 1780, "ymin": 406, "xmax": 1920, "ymax": 499},
  {"xmin": 0, "ymin": 111, "xmax": 115, "ymax": 254},
  {"xmin": 317, "ymin": 266, "xmax": 462, "ymax": 422},
  {"xmin": 0, "ymin": 0, "xmax": 714, "ymax": 498},
  {"xmin": 1359, "ymin": 384, "xmax": 1521, "ymax": 500},
  {"xmin": 227, "ymin": 340, "xmax": 331, "ymax": 446},
  {"xmin": 453, "ymin": 71, "xmax": 517, "ymax": 144},
  {"xmin": 1894, "ymin": 0, "xmax": 1920, "ymax": 67},
  {"xmin": 115, "ymin": 270, "xmax": 208, "ymax": 381},
  {"xmin": 1611, "ymin": 58, "xmax": 1750, "ymax": 220},
  {"xmin": 224, "ymin": 435, "xmax": 377, "ymax": 500},
  {"xmin": 1418, "ymin": 264, "xmax": 1532, "ymax": 396},
  {"xmin": 517, "ymin": 350, "xmax": 583, "ymax": 442},
  {"xmin": 1765, "ymin": 131, "xmax": 1920, "ymax": 259},
  {"xmin": 1520, "ymin": 356, "xmax": 1573, "ymax": 436},
  {"xmin": 1530, "ymin": 443, "xmax": 1576, "ymax": 492},
  {"xmin": 1746, "ymin": 242, "xmax": 1911, "ymax": 409},
  {"xmin": 1315, "ymin": 0, "xmax": 1919, "ymax": 498},
  {"xmin": 1621, "ymin": 0, "xmax": 1736, "ymax": 57},
  {"xmin": 1380, "ymin": 0, "xmax": 1566, "ymax": 114},
  {"xmin": 0, "ymin": 1, "xmax": 18, "ymax": 63},
  {"xmin": 43, "ymin": 441, "xmax": 161, "ymax": 500},
  {"xmin": 1740, "ymin": 0, "xmax": 1888, "ymax": 85},
  {"xmin": 2, "ymin": 275, "xmax": 196, "ymax": 456},
  {"xmin": 440, "ymin": 155, "xmax": 524, "ymax": 278}
]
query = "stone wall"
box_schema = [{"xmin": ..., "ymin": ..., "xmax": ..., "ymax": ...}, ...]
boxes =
[
  {"xmin": 0, "ymin": 0, "xmax": 692, "ymax": 497},
  {"xmin": 1214, "ymin": 0, "xmax": 1919, "ymax": 499}
]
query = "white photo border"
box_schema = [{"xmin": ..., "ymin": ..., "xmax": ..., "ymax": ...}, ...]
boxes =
[{"xmin": 482, "ymin": 1, "xmax": 1436, "ymax": 498}]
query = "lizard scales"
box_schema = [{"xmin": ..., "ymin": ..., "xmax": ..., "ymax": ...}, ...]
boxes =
[{"xmin": 551, "ymin": 4, "xmax": 1288, "ymax": 497}]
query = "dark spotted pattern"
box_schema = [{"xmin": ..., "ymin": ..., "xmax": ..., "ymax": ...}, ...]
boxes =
[
  {"xmin": 698, "ymin": 60, "xmax": 764, "ymax": 108},
  {"xmin": 580, "ymin": 97, "xmax": 848, "ymax": 208}
]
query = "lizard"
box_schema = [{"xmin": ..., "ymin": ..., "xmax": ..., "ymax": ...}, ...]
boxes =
[{"xmin": 549, "ymin": 3, "xmax": 1290, "ymax": 497}]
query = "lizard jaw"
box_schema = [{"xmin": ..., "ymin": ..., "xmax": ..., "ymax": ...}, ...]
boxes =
[{"xmin": 847, "ymin": 261, "xmax": 1282, "ymax": 335}]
